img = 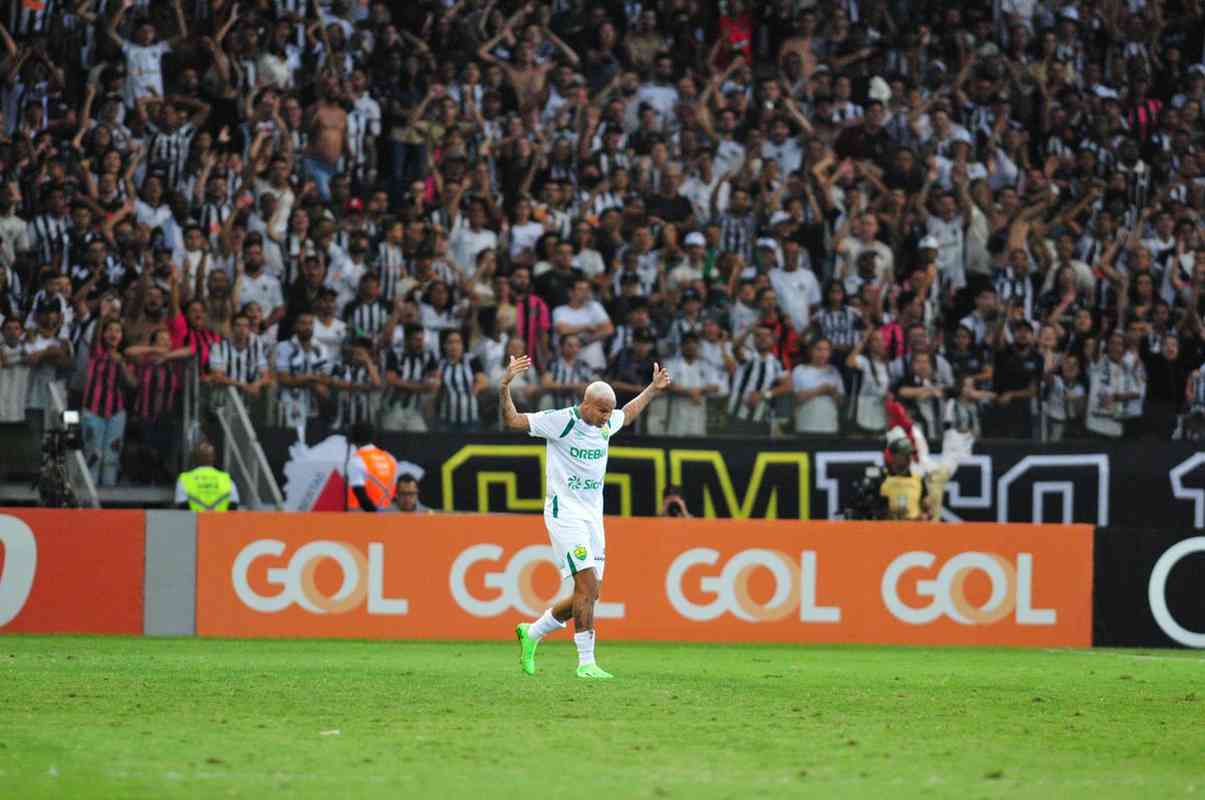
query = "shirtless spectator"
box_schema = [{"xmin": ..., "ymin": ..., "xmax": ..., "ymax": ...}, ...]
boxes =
[
  {"xmin": 478, "ymin": 3, "xmax": 579, "ymax": 112},
  {"xmin": 305, "ymin": 74, "xmax": 349, "ymax": 202}
]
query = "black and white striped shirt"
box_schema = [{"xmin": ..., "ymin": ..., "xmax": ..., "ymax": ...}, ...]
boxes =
[
  {"xmin": 376, "ymin": 243, "xmax": 407, "ymax": 302},
  {"xmin": 384, "ymin": 347, "xmax": 437, "ymax": 411},
  {"xmin": 727, "ymin": 353, "xmax": 785, "ymax": 422},
  {"xmin": 147, "ymin": 122, "xmax": 196, "ymax": 188},
  {"xmin": 437, "ymin": 356, "xmax": 482, "ymax": 424},
  {"xmin": 198, "ymin": 200, "xmax": 232, "ymax": 244},
  {"xmin": 26, "ymin": 213, "xmax": 71, "ymax": 272},
  {"xmin": 9, "ymin": 0, "xmax": 57, "ymax": 36},
  {"xmin": 813, "ymin": 306, "xmax": 862, "ymax": 351},
  {"xmin": 719, "ymin": 211, "xmax": 755, "ymax": 263},
  {"xmin": 281, "ymin": 234, "xmax": 309, "ymax": 288},
  {"xmin": 274, "ymin": 337, "xmax": 330, "ymax": 424},
  {"xmin": 992, "ymin": 268, "xmax": 1038, "ymax": 322},
  {"xmin": 343, "ymin": 298, "xmax": 391, "ymax": 339},
  {"xmin": 345, "ymin": 110, "xmax": 371, "ymax": 183},
  {"xmin": 209, "ymin": 337, "xmax": 269, "ymax": 384},
  {"xmin": 546, "ymin": 355, "xmax": 596, "ymax": 407},
  {"xmin": 333, "ymin": 361, "xmax": 376, "ymax": 429}
]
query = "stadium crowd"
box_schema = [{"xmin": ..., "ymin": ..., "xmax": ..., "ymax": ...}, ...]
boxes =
[{"xmin": 2, "ymin": 0, "xmax": 1205, "ymax": 488}]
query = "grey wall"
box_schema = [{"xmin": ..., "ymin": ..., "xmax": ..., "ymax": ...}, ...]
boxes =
[{"xmin": 143, "ymin": 511, "xmax": 197, "ymax": 635}]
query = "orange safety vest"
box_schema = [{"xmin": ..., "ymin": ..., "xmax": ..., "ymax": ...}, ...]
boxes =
[{"xmin": 347, "ymin": 445, "xmax": 399, "ymax": 510}]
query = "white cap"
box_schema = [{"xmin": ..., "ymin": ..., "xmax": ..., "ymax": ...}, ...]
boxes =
[
  {"xmin": 770, "ymin": 210, "xmax": 791, "ymax": 226},
  {"xmin": 756, "ymin": 237, "xmax": 778, "ymax": 250},
  {"xmin": 918, "ymin": 236, "xmax": 939, "ymax": 250},
  {"xmin": 868, "ymin": 76, "xmax": 891, "ymax": 103},
  {"xmin": 1059, "ymin": 6, "xmax": 1080, "ymax": 22},
  {"xmin": 684, "ymin": 232, "xmax": 706, "ymax": 247}
]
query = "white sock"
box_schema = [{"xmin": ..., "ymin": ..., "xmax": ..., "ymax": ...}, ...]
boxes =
[
  {"xmin": 528, "ymin": 609, "xmax": 565, "ymax": 641},
  {"xmin": 574, "ymin": 630, "xmax": 596, "ymax": 667}
]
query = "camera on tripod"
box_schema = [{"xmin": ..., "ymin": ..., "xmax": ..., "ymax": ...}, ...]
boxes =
[
  {"xmin": 43, "ymin": 409, "xmax": 83, "ymax": 457},
  {"xmin": 37, "ymin": 410, "xmax": 83, "ymax": 508},
  {"xmin": 841, "ymin": 465, "xmax": 889, "ymax": 521}
]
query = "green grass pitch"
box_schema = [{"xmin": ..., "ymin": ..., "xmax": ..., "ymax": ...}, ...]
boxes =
[{"xmin": 1, "ymin": 636, "xmax": 1202, "ymax": 799}]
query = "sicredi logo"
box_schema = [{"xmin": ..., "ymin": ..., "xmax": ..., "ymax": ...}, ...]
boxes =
[
  {"xmin": 665, "ymin": 548, "xmax": 841, "ymax": 623},
  {"xmin": 881, "ymin": 551, "xmax": 1055, "ymax": 626},
  {"xmin": 449, "ymin": 543, "xmax": 625, "ymax": 618},
  {"xmin": 0, "ymin": 516, "xmax": 37, "ymax": 627},
  {"xmin": 231, "ymin": 540, "xmax": 409, "ymax": 615}
]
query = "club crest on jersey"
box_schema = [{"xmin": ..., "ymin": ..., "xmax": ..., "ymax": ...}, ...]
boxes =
[{"xmin": 573, "ymin": 545, "xmax": 588, "ymax": 561}]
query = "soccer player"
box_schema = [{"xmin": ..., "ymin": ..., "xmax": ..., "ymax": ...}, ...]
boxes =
[{"xmin": 500, "ymin": 354, "xmax": 670, "ymax": 678}]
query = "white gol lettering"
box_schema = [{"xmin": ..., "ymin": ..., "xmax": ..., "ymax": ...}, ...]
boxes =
[
  {"xmin": 231, "ymin": 539, "xmax": 408, "ymax": 615},
  {"xmin": 449, "ymin": 543, "xmax": 624, "ymax": 619},
  {"xmin": 1148, "ymin": 537, "xmax": 1205, "ymax": 649},
  {"xmin": 665, "ymin": 548, "xmax": 841, "ymax": 623},
  {"xmin": 0, "ymin": 516, "xmax": 37, "ymax": 627},
  {"xmin": 881, "ymin": 551, "xmax": 1055, "ymax": 626}
]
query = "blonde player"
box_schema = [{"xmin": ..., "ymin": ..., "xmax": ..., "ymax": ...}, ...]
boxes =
[{"xmin": 500, "ymin": 354, "xmax": 670, "ymax": 678}]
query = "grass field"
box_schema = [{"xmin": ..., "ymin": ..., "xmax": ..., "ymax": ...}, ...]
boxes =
[{"xmin": 1, "ymin": 637, "xmax": 1202, "ymax": 799}]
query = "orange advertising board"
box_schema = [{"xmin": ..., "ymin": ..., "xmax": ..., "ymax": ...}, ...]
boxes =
[
  {"xmin": 196, "ymin": 514, "xmax": 1093, "ymax": 646},
  {"xmin": 0, "ymin": 510, "xmax": 145, "ymax": 634}
]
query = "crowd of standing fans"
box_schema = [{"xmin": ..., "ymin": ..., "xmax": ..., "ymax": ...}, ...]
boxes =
[{"xmin": 2, "ymin": 0, "xmax": 1205, "ymax": 488}]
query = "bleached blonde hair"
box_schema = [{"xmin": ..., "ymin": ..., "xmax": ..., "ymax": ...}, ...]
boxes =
[{"xmin": 584, "ymin": 381, "xmax": 617, "ymax": 407}]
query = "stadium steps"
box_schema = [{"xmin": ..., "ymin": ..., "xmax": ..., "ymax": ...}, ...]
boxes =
[{"xmin": 0, "ymin": 483, "xmax": 174, "ymax": 508}]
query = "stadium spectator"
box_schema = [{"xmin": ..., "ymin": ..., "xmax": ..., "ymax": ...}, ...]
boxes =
[
  {"xmin": 655, "ymin": 331, "xmax": 720, "ymax": 437},
  {"xmin": 393, "ymin": 472, "xmax": 432, "ymax": 514},
  {"xmin": 381, "ymin": 325, "xmax": 439, "ymax": 433},
  {"xmin": 435, "ymin": 330, "xmax": 485, "ymax": 432},
  {"xmin": 274, "ymin": 311, "xmax": 331, "ymax": 439},
  {"xmin": 207, "ymin": 312, "xmax": 273, "ymax": 418},
  {"xmin": 542, "ymin": 333, "xmax": 594, "ymax": 410},
  {"xmin": 80, "ymin": 318, "xmax": 136, "ymax": 486},
  {"xmin": 1, "ymin": 0, "xmax": 1205, "ymax": 496},
  {"xmin": 330, "ymin": 336, "xmax": 382, "ymax": 431},
  {"xmin": 728, "ymin": 324, "xmax": 789, "ymax": 435},
  {"xmin": 792, "ymin": 337, "xmax": 844, "ymax": 435}
]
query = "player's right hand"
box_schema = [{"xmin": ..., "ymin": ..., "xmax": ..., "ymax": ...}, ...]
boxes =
[{"xmin": 501, "ymin": 355, "xmax": 531, "ymax": 387}]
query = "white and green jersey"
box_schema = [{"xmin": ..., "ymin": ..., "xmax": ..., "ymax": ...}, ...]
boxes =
[{"xmin": 527, "ymin": 405, "xmax": 626, "ymax": 521}]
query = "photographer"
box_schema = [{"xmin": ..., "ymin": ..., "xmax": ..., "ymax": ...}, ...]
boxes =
[
  {"xmin": 661, "ymin": 485, "xmax": 693, "ymax": 518},
  {"xmin": 878, "ymin": 434, "xmax": 929, "ymax": 521}
]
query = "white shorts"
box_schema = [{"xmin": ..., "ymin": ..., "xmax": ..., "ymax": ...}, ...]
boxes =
[{"xmin": 545, "ymin": 514, "xmax": 606, "ymax": 581}]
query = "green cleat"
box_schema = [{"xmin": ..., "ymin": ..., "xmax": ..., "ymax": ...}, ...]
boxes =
[
  {"xmin": 575, "ymin": 664, "xmax": 613, "ymax": 679},
  {"xmin": 515, "ymin": 623, "xmax": 538, "ymax": 675}
]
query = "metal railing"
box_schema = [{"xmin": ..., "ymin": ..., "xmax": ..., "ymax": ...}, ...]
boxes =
[
  {"xmin": 181, "ymin": 355, "xmax": 203, "ymax": 467},
  {"xmin": 215, "ymin": 386, "xmax": 284, "ymax": 510},
  {"xmin": 46, "ymin": 383, "xmax": 100, "ymax": 509}
]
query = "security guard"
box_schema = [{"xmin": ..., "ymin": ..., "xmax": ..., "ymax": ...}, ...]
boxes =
[
  {"xmin": 175, "ymin": 441, "xmax": 239, "ymax": 511},
  {"xmin": 879, "ymin": 435, "xmax": 927, "ymax": 521},
  {"xmin": 346, "ymin": 421, "xmax": 398, "ymax": 512}
]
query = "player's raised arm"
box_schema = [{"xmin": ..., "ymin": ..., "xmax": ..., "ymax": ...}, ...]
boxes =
[
  {"xmin": 621, "ymin": 362, "xmax": 671, "ymax": 426},
  {"xmin": 500, "ymin": 355, "xmax": 532, "ymax": 432}
]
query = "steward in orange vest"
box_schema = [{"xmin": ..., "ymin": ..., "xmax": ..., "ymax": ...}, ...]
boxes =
[{"xmin": 346, "ymin": 421, "xmax": 398, "ymax": 511}]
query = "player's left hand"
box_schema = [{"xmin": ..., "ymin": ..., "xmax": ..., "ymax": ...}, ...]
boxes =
[{"xmin": 651, "ymin": 362, "xmax": 671, "ymax": 392}]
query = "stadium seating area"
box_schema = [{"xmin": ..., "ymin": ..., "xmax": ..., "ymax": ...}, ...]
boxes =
[{"xmin": 2, "ymin": 0, "xmax": 1205, "ymax": 490}]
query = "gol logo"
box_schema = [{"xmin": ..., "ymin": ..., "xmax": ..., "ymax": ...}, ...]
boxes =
[
  {"xmin": 665, "ymin": 548, "xmax": 840, "ymax": 623},
  {"xmin": 450, "ymin": 544, "xmax": 625, "ymax": 618},
  {"xmin": 232, "ymin": 540, "xmax": 409, "ymax": 615},
  {"xmin": 1148, "ymin": 537, "xmax": 1205, "ymax": 648},
  {"xmin": 881, "ymin": 551, "xmax": 1055, "ymax": 626},
  {"xmin": 0, "ymin": 516, "xmax": 37, "ymax": 627}
]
